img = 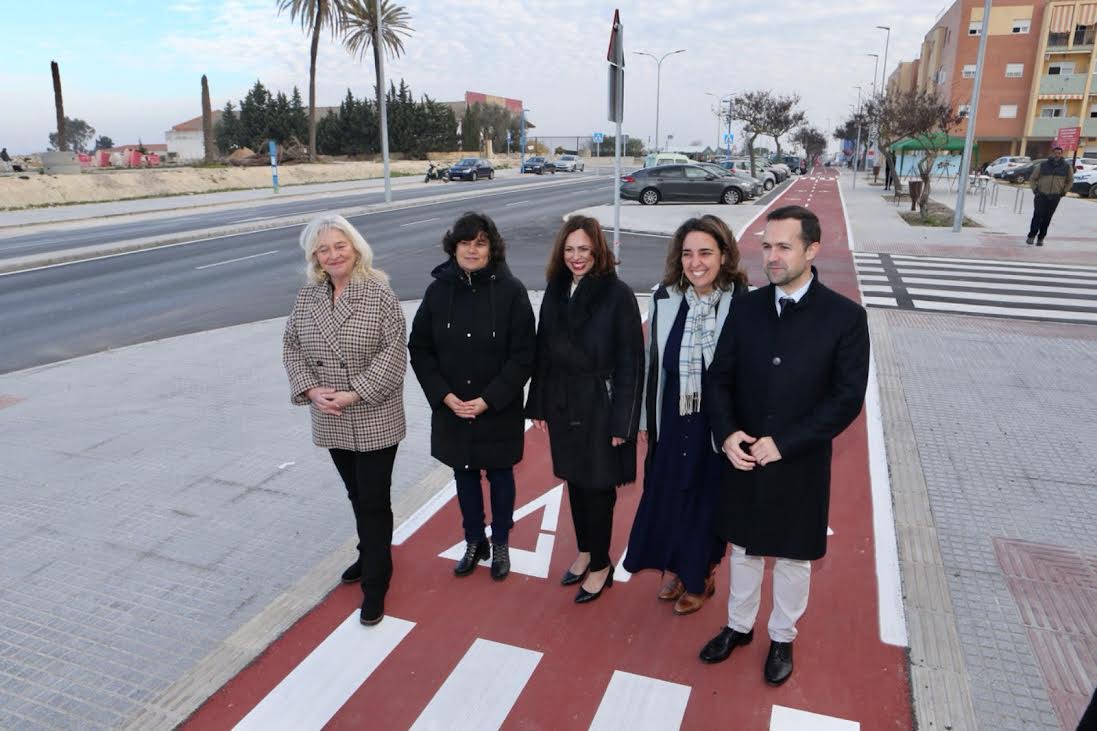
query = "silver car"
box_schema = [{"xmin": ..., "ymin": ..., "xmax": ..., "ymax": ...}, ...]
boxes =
[
  {"xmin": 722, "ymin": 160, "xmax": 776, "ymax": 190},
  {"xmin": 696, "ymin": 162, "xmax": 763, "ymax": 198},
  {"xmin": 555, "ymin": 154, "xmax": 586, "ymax": 172}
]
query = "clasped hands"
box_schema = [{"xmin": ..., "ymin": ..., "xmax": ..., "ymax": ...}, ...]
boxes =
[
  {"xmin": 444, "ymin": 393, "xmax": 488, "ymax": 420},
  {"xmin": 722, "ymin": 431, "xmax": 782, "ymax": 471},
  {"xmin": 306, "ymin": 387, "xmax": 361, "ymax": 415}
]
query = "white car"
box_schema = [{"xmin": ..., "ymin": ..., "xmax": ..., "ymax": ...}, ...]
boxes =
[
  {"xmin": 1071, "ymin": 168, "xmax": 1097, "ymax": 197},
  {"xmin": 555, "ymin": 154, "xmax": 585, "ymax": 172},
  {"xmin": 986, "ymin": 156, "xmax": 1031, "ymax": 178}
]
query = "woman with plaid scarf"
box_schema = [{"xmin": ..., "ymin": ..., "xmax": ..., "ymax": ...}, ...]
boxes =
[{"xmin": 624, "ymin": 215, "xmax": 749, "ymax": 615}]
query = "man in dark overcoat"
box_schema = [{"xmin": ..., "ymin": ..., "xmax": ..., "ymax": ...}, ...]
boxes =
[{"xmin": 699, "ymin": 205, "xmax": 870, "ymax": 685}]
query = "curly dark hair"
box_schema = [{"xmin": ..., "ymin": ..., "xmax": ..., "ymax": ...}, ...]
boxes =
[
  {"xmin": 661, "ymin": 215, "xmax": 748, "ymax": 291},
  {"xmin": 442, "ymin": 212, "xmax": 506, "ymax": 262},
  {"xmin": 545, "ymin": 215, "xmax": 616, "ymax": 282}
]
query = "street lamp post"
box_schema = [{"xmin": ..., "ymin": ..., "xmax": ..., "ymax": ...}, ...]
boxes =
[
  {"xmin": 634, "ymin": 48, "xmax": 686, "ymax": 152},
  {"xmin": 877, "ymin": 25, "xmax": 891, "ymax": 95},
  {"xmin": 706, "ymin": 91, "xmax": 733, "ymax": 158},
  {"xmin": 852, "ymin": 85, "xmax": 863, "ymax": 189},
  {"xmin": 519, "ymin": 107, "xmax": 529, "ymax": 170},
  {"xmin": 868, "ymin": 53, "xmax": 880, "ymax": 97}
]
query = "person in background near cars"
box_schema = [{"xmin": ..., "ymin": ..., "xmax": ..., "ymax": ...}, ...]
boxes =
[
  {"xmin": 526, "ymin": 215, "xmax": 644, "ymax": 604},
  {"xmin": 624, "ymin": 216, "xmax": 748, "ymax": 616},
  {"xmin": 408, "ymin": 212, "xmax": 535, "ymax": 581},
  {"xmin": 283, "ymin": 215, "xmax": 407, "ymax": 626},
  {"xmin": 700, "ymin": 205, "xmax": 869, "ymax": 686},
  {"xmin": 0, "ymin": 148, "xmax": 10, "ymax": 173},
  {"xmin": 1027, "ymin": 145, "xmax": 1073, "ymax": 246}
]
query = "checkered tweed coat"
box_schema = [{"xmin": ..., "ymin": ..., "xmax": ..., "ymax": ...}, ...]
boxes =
[{"xmin": 282, "ymin": 277, "xmax": 407, "ymax": 452}]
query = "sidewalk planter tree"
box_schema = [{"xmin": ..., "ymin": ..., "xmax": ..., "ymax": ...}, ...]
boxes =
[{"xmin": 730, "ymin": 90, "xmax": 774, "ymax": 178}]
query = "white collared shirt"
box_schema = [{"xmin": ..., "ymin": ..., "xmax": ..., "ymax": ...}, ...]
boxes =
[{"xmin": 774, "ymin": 274, "xmax": 813, "ymax": 316}]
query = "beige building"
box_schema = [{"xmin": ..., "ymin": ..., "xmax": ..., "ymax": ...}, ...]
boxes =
[{"xmin": 889, "ymin": 0, "xmax": 1097, "ymax": 161}]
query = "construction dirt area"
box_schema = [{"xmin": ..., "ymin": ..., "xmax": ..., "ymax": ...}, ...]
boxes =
[{"xmin": 0, "ymin": 158, "xmax": 450, "ymax": 210}]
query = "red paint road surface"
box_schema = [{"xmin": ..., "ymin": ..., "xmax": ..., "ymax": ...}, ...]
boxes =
[{"xmin": 185, "ymin": 170, "xmax": 913, "ymax": 730}]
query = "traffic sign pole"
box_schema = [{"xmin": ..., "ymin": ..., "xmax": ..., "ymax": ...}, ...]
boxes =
[
  {"xmin": 268, "ymin": 139, "xmax": 279, "ymax": 193},
  {"xmin": 607, "ymin": 10, "xmax": 624, "ymax": 267}
]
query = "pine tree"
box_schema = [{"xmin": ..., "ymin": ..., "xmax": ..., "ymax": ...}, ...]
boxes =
[
  {"xmin": 289, "ymin": 86, "xmax": 309, "ymax": 143},
  {"xmin": 214, "ymin": 101, "xmax": 242, "ymax": 153}
]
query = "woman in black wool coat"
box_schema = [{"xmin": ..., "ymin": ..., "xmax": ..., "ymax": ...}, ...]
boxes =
[
  {"xmin": 526, "ymin": 215, "xmax": 644, "ymax": 603},
  {"xmin": 408, "ymin": 212, "xmax": 536, "ymax": 581}
]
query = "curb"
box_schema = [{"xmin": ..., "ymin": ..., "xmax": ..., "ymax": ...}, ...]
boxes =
[{"xmin": 0, "ymin": 175, "xmax": 605, "ymax": 275}]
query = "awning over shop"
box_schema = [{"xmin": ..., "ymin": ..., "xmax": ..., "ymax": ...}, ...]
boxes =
[{"xmin": 1050, "ymin": 5, "xmax": 1075, "ymax": 33}]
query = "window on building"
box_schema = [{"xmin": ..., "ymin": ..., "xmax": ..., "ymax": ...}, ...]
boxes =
[
  {"xmin": 1090, "ymin": 104, "xmax": 1097, "ymax": 119},
  {"xmin": 1074, "ymin": 24, "xmax": 1096, "ymax": 45},
  {"xmin": 935, "ymin": 68, "xmax": 947, "ymax": 83},
  {"xmin": 1048, "ymin": 62, "xmax": 1075, "ymax": 76},
  {"xmin": 1040, "ymin": 105, "xmax": 1066, "ymax": 118},
  {"xmin": 962, "ymin": 64, "xmax": 977, "ymax": 79},
  {"xmin": 957, "ymin": 104, "xmax": 971, "ymax": 118},
  {"xmin": 968, "ymin": 20, "xmax": 982, "ymax": 35},
  {"xmin": 1005, "ymin": 63, "xmax": 1024, "ymax": 78},
  {"xmin": 999, "ymin": 104, "xmax": 1018, "ymax": 118},
  {"xmin": 1048, "ymin": 31, "xmax": 1070, "ymax": 46},
  {"xmin": 1012, "ymin": 19, "xmax": 1031, "ymax": 33}
]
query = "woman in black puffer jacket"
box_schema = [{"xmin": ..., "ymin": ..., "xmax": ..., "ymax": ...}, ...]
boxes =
[{"xmin": 409, "ymin": 212, "xmax": 536, "ymax": 581}]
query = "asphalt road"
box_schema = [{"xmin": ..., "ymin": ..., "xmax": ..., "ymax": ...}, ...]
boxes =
[
  {"xmin": 0, "ymin": 177, "xmax": 673, "ymax": 374},
  {"xmin": 0, "ymin": 172, "xmax": 608, "ymax": 261}
]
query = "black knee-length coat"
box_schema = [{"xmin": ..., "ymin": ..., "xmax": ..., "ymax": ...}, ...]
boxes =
[
  {"xmin": 706, "ymin": 270, "xmax": 869, "ymax": 560},
  {"xmin": 525, "ymin": 271, "xmax": 644, "ymax": 489},
  {"xmin": 408, "ymin": 258, "xmax": 535, "ymax": 470}
]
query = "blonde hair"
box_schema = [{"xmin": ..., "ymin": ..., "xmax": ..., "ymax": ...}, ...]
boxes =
[{"xmin": 300, "ymin": 214, "xmax": 388, "ymax": 284}]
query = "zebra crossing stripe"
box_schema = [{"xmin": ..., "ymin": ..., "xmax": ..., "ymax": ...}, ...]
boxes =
[
  {"xmin": 588, "ymin": 671, "xmax": 691, "ymax": 731},
  {"xmin": 911, "ymin": 299, "xmax": 1097, "ymax": 322},
  {"xmin": 233, "ymin": 613, "xmax": 415, "ymax": 731},
  {"xmin": 901, "ymin": 277, "xmax": 1097, "ymax": 296},
  {"xmin": 409, "ymin": 638, "xmax": 542, "ymax": 731},
  {"xmin": 882, "ymin": 253, "xmax": 1097, "ymax": 273},
  {"xmin": 907, "ymin": 288, "xmax": 1097, "ymax": 309},
  {"xmin": 770, "ymin": 704, "xmax": 860, "ymax": 730}
]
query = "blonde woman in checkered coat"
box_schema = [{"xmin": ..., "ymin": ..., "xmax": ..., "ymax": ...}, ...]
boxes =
[{"xmin": 283, "ymin": 214, "xmax": 406, "ymax": 627}]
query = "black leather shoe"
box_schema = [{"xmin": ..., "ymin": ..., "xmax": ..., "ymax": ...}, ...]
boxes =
[
  {"xmin": 575, "ymin": 566, "xmax": 614, "ymax": 604},
  {"xmin": 1036, "ymin": 238, "xmax": 1045, "ymax": 247},
  {"xmin": 360, "ymin": 594, "xmax": 384, "ymax": 626},
  {"xmin": 699, "ymin": 627, "xmax": 754, "ymax": 664},
  {"xmin": 491, "ymin": 543, "xmax": 510, "ymax": 581},
  {"xmin": 454, "ymin": 540, "xmax": 490, "ymax": 576},
  {"xmin": 560, "ymin": 559, "xmax": 590, "ymax": 585},
  {"xmin": 341, "ymin": 561, "xmax": 361, "ymax": 584},
  {"xmin": 764, "ymin": 641, "xmax": 794, "ymax": 685}
]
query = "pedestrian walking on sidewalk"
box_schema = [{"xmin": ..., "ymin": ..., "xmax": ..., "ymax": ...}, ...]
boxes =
[
  {"xmin": 700, "ymin": 205, "xmax": 869, "ymax": 685},
  {"xmin": 526, "ymin": 215, "xmax": 644, "ymax": 604},
  {"xmin": 408, "ymin": 212, "xmax": 535, "ymax": 582},
  {"xmin": 623, "ymin": 215, "xmax": 748, "ymax": 616},
  {"xmin": 282, "ymin": 214, "xmax": 407, "ymax": 627},
  {"xmin": 1027, "ymin": 145, "xmax": 1073, "ymax": 246}
]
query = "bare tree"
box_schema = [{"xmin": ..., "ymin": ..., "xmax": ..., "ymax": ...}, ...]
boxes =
[
  {"xmin": 863, "ymin": 90, "xmax": 961, "ymax": 219},
  {"xmin": 51, "ymin": 61, "xmax": 66, "ymax": 152},
  {"xmin": 201, "ymin": 75, "xmax": 215, "ymax": 163},
  {"xmin": 729, "ymin": 90, "xmax": 773, "ymax": 178},
  {"xmin": 763, "ymin": 94, "xmax": 806, "ymax": 160}
]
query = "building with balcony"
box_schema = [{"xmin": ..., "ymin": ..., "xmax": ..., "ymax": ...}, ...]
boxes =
[{"xmin": 887, "ymin": 0, "xmax": 1097, "ymax": 162}]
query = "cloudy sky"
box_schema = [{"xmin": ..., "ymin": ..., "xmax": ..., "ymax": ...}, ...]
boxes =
[{"xmin": 2, "ymin": 0, "xmax": 944, "ymax": 155}]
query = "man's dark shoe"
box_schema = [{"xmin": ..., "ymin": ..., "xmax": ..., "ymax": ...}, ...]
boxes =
[
  {"xmin": 360, "ymin": 594, "xmax": 384, "ymax": 626},
  {"xmin": 699, "ymin": 627, "xmax": 753, "ymax": 664},
  {"xmin": 491, "ymin": 543, "xmax": 510, "ymax": 581},
  {"xmin": 1026, "ymin": 236, "xmax": 1035, "ymax": 245},
  {"xmin": 454, "ymin": 539, "xmax": 490, "ymax": 576},
  {"xmin": 764, "ymin": 641, "xmax": 794, "ymax": 685},
  {"xmin": 341, "ymin": 561, "xmax": 361, "ymax": 584},
  {"xmin": 1036, "ymin": 238, "xmax": 1045, "ymax": 247}
]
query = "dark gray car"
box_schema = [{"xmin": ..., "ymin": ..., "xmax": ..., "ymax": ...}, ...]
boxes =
[{"xmin": 620, "ymin": 164, "xmax": 750, "ymax": 205}]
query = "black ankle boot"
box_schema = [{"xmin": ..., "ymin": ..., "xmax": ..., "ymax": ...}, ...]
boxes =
[
  {"xmin": 491, "ymin": 543, "xmax": 510, "ymax": 581},
  {"xmin": 454, "ymin": 539, "xmax": 490, "ymax": 576}
]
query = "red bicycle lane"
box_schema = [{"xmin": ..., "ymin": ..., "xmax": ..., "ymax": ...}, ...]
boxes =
[{"xmin": 184, "ymin": 169, "xmax": 912, "ymax": 730}]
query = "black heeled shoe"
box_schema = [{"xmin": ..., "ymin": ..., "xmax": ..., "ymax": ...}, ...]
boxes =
[
  {"xmin": 560, "ymin": 560, "xmax": 590, "ymax": 586},
  {"xmin": 575, "ymin": 565, "xmax": 614, "ymax": 604}
]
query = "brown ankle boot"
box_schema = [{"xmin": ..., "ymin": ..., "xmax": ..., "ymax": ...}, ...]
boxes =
[{"xmin": 657, "ymin": 576, "xmax": 685, "ymax": 601}]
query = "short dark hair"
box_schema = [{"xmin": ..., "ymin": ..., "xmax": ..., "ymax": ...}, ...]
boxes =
[
  {"xmin": 766, "ymin": 205, "xmax": 821, "ymax": 247},
  {"xmin": 661, "ymin": 215, "xmax": 748, "ymax": 291},
  {"xmin": 545, "ymin": 215, "xmax": 615, "ymax": 282},
  {"xmin": 442, "ymin": 212, "xmax": 506, "ymax": 262}
]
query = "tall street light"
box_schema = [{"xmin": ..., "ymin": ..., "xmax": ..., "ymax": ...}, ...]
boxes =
[
  {"xmin": 868, "ymin": 53, "xmax": 880, "ymax": 97},
  {"xmin": 877, "ymin": 25, "xmax": 892, "ymax": 95},
  {"xmin": 852, "ymin": 85, "xmax": 863, "ymax": 189},
  {"xmin": 706, "ymin": 91, "xmax": 733, "ymax": 156},
  {"xmin": 634, "ymin": 48, "xmax": 686, "ymax": 152}
]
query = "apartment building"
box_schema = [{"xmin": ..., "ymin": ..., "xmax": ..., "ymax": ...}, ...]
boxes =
[{"xmin": 889, "ymin": 1, "xmax": 1097, "ymax": 161}]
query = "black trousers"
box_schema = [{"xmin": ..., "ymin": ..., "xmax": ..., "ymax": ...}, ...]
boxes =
[
  {"xmin": 1028, "ymin": 193, "xmax": 1062, "ymax": 240},
  {"xmin": 567, "ymin": 483, "xmax": 617, "ymax": 571},
  {"xmin": 330, "ymin": 445, "xmax": 399, "ymax": 596}
]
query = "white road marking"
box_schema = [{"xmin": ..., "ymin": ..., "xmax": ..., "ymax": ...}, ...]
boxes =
[
  {"xmin": 233, "ymin": 612, "xmax": 414, "ymax": 731},
  {"xmin": 409, "ymin": 639, "xmax": 541, "ymax": 731},
  {"xmin": 911, "ymin": 299, "xmax": 1097, "ymax": 321},
  {"xmin": 884, "ymin": 252, "xmax": 1097, "ymax": 272},
  {"xmin": 504, "ymin": 199, "xmax": 531, "ymax": 207},
  {"xmin": 614, "ymin": 547, "xmax": 632, "ymax": 582},
  {"xmin": 277, "ymin": 461, "xmax": 295, "ymax": 470},
  {"xmin": 770, "ymin": 705, "xmax": 860, "ymax": 730},
  {"xmin": 194, "ymin": 250, "xmax": 279, "ymax": 270},
  {"xmin": 900, "ymin": 277, "xmax": 1097, "ymax": 296},
  {"xmin": 399, "ymin": 217, "xmax": 439, "ymax": 227},
  {"xmin": 907, "ymin": 287, "xmax": 1097, "ymax": 308},
  {"xmin": 589, "ymin": 671, "xmax": 691, "ymax": 731},
  {"xmin": 863, "ymin": 296, "xmax": 899, "ymax": 307}
]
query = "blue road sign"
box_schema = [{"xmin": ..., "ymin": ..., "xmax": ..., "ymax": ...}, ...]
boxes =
[
  {"xmin": 593, "ymin": 132, "xmax": 605, "ymax": 143},
  {"xmin": 723, "ymin": 132, "xmax": 734, "ymax": 145}
]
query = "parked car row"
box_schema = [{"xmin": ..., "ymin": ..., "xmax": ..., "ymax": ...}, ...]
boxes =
[
  {"xmin": 520, "ymin": 154, "xmax": 587, "ymax": 175},
  {"xmin": 620, "ymin": 163, "xmax": 762, "ymax": 206}
]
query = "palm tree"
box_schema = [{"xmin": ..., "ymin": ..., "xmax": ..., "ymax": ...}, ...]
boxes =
[
  {"xmin": 341, "ymin": 0, "xmax": 413, "ymax": 129},
  {"xmin": 277, "ymin": 0, "xmax": 345, "ymax": 161},
  {"xmin": 51, "ymin": 61, "xmax": 66, "ymax": 152}
]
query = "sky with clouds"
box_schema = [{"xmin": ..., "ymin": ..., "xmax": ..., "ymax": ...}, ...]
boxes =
[{"xmin": 2, "ymin": 0, "xmax": 944, "ymax": 155}]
